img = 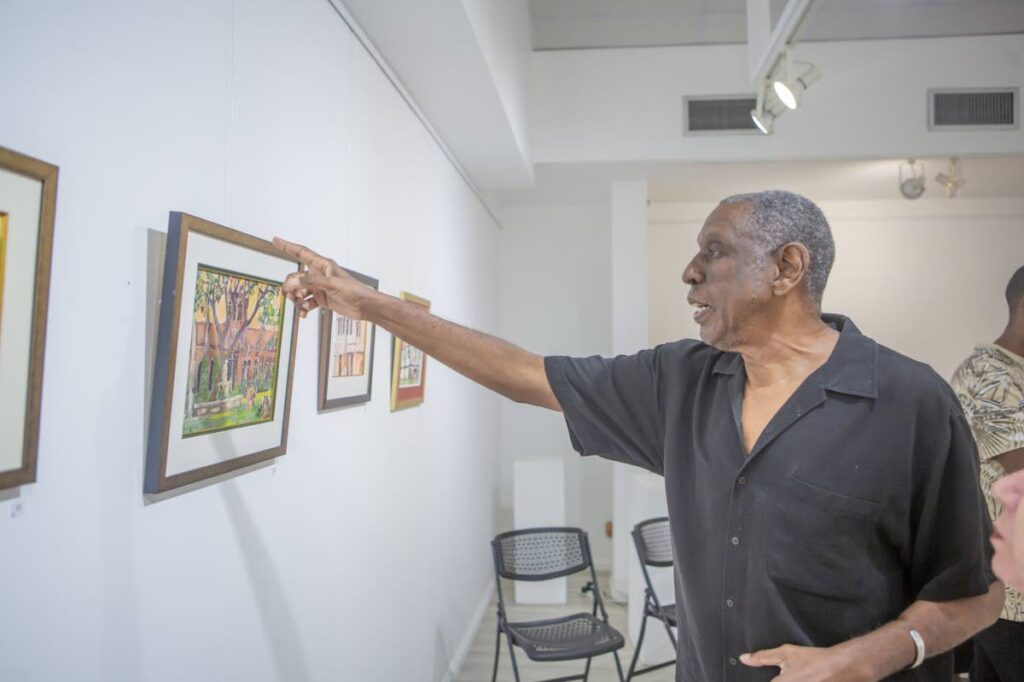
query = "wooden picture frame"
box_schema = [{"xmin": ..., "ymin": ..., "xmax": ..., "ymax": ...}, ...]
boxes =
[
  {"xmin": 390, "ymin": 291, "xmax": 430, "ymax": 411},
  {"xmin": 318, "ymin": 268, "xmax": 379, "ymax": 411},
  {"xmin": 0, "ymin": 147, "xmax": 58, "ymax": 491},
  {"xmin": 145, "ymin": 212, "xmax": 301, "ymax": 494}
]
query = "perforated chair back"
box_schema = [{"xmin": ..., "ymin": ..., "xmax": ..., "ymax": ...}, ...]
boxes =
[
  {"xmin": 492, "ymin": 527, "xmax": 591, "ymax": 581},
  {"xmin": 633, "ymin": 517, "xmax": 672, "ymax": 567}
]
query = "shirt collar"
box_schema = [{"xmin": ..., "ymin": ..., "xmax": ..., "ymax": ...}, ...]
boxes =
[{"xmin": 711, "ymin": 313, "xmax": 879, "ymax": 399}]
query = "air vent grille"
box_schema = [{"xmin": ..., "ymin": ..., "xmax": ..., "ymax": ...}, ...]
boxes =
[
  {"xmin": 685, "ymin": 96, "xmax": 757, "ymax": 134},
  {"xmin": 929, "ymin": 89, "xmax": 1017, "ymax": 129}
]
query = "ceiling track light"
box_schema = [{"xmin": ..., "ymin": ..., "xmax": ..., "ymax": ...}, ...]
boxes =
[
  {"xmin": 935, "ymin": 157, "xmax": 965, "ymax": 198},
  {"xmin": 771, "ymin": 49, "xmax": 821, "ymax": 110},
  {"xmin": 750, "ymin": 80, "xmax": 790, "ymax": 135},
  {"xmin": 899, "ymin": 159, "xmax": 926, "ymax": 200},
  {"xmin": 750, "ymin": 85, "xmax": 775, "ymax": 134}
]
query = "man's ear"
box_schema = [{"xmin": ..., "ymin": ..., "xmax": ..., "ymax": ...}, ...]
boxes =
[{"xmin": 773, "ymin": 242, "xmax": 810, "ymax": 296}]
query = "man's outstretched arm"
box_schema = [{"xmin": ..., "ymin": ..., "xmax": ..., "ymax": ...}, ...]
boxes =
[{"xmin": 273, "ymin": 237, "xmax": 561, "ymax": 411}]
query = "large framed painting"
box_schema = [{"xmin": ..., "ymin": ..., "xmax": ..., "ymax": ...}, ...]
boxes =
[
  {"xmin": 0, "ymin": 147, "xmax": 58, "ymax": 491},
  {"xmin": 145, "ymin": 212, "xmax": 301, "ymax": 494},
  {"xmin": 318, "ymin": 269, "xmax": 378, "ymax": 411},
  {"xmin": 390, "ymin": 291, "xmax": 430, "ymax": 411}
]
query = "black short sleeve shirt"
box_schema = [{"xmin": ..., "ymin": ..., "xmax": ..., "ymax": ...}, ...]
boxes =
[{"xmin": 544, "ymin": 315, "xmax": 994, "ymax": 682}]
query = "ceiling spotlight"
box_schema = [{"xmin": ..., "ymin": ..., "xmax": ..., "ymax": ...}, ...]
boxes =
[
  {"xmin": 751, "ymin": 108, "xmax": 775, "ymax": 135},
  {"xmin": 935, "ymin": 158, "xmax": 965, "ymax": 198},
  {"xmin": 899, "ymin": 159, "xmax": 926, "ymax": 200},
  {"xmin": 750, "ymin": 84, "xmax": 781, "ymax": 135},
  {"xmin": 772, "ymin": 50, "xmax": 821, "ymax": 110}
]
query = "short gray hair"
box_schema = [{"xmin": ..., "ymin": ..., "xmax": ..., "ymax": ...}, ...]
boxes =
[{"xmin": 720, "ymin": 190, "xmax": 835, "ymax": 303}]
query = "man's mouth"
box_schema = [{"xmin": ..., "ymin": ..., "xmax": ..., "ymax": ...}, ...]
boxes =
[{"xmin": 689, "ymin": 300, "xmax": 712, "ymax": 323}]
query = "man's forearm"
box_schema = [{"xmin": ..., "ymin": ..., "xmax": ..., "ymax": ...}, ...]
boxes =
[
  {"xmin": 364, "ymin": 290, "xmax": 561, "ymax": 410},
  {"xmin": 833, "ymin": 581, "xmax": 1004, "ymax": 679}
]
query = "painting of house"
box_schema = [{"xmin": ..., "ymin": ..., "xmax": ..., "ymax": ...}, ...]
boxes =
[
  {"xmin": 183, "ymin": 265, "xmax": 285, "ymax": 437},
  {"xmin": 331, "ymin": 315, "xmax": 368, "ymax": 378}
]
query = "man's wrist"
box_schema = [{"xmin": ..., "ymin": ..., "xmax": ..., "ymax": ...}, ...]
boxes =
[
  {"xmin": 357, "ymin": 288, "xmax": 390, "ymax": 323},
  {"xmin": 831, "ymin": 623, "xmax": 919, "ymax": 681},
  {"xmin": 827, "ymin": 642, "xmax": 879, "ymax": 682}
]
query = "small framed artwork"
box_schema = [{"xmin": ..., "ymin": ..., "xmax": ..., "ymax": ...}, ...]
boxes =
[
  {"xmin": 145, "ymin": 212, "xmax": 301, "ymax": 494},
  {"xmin": 0, "ymin": 147, "xmax": 58, "ymax": 491},
  {"xmin": 390, "ymin": 291, "xmax": 430, "ymax": 411},
  {"xmin": 318, "ymin": 269, "xmax": 378, "ymax": 410}
]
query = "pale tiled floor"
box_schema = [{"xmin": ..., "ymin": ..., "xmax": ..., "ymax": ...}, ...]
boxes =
[{"xmin": 456, "ymin": 571, "xmax": 676, "ymax": 682}]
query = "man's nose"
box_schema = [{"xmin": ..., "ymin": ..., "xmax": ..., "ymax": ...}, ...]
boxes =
[{"xmin": 682, "ymin": 257, "xmax": 702, "ymax": 286}]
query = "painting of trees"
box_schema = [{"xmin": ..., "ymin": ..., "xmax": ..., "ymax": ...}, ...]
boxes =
[{"xmin": 183, "ymin": 265, "xmax": 285, "ymax": 437}]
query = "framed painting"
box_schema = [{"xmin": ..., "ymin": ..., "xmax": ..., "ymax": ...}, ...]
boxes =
[
  {"xmin": 390, "ymin": 291, "xmax": 430, "ymax": 411},
  {"xmin": 145, "ymin": 212, "xmax": 301, "ymax": 494},
  {"xmin": 0, "ymin": 147, "xmax": 58, "ymax": 491},
  {"xmin": 318, "ymin": 269, "xmax": 378, "ymax": 411}
]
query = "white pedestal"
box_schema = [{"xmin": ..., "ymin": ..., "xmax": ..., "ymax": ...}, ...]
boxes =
[
  {"xmin": 513, "ymin": 459, "xmax": 567, "ymax": 604},
  {"xmin": 627, "ymin": 471, "xmax": 675, "ymax": 665}
]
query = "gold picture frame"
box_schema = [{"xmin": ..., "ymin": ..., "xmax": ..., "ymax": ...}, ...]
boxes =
[
  {"xmin": 0, "ymin": 147, "xmax": 58, "ymax": 491},
  {"xmin": 390, "ymin": 291, "xmax": 430, "ymax": 411}
]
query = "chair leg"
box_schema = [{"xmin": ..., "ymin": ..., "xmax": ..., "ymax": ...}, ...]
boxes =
[
  {"xmin": 661, "ymin": 620, "xmax": 677, "ymax": 650},
  {"xmin": 504, "ymin": 631, "xmax": 522, "ymax": 682},
  {"xmin": 625, "ymin": 614, "xmax": 650, "ymax": 682},
  {"xmin": 612, "ymin": 649, "xmax": 627, "ymax": 682},
  {"xmin": 491, "ymin": 623, "xmax": 502, "ymax": 682},
  {"xmin": 583, "ymin": 656, "xmax": 592, "ymax": 681}
]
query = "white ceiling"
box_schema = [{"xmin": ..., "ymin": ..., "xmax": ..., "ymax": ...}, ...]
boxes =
[
  {"xmin": 530, "ymin": 0, "xmax": 1024, "ymax": 50},
  {"xmin": 489, "ymin": 156, "xmax": 1024, "ymax": 206}
]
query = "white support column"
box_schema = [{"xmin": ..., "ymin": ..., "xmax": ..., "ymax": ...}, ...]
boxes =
[
  {"xmin": 514, "ymin": 459, "xmax": 567, "ymax": 604},
  {"xmin": 610, "ymin": 180, "xmax": 649, "ymax": 602}
]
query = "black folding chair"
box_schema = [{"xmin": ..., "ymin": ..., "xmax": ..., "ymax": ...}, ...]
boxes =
[
  {"xmin": 625, "ymin": 517, "xmax": 677, "ymax": 680},
  {"xmin": 491, "ymin": 527, "xmax": 626, "ymax": 682}
]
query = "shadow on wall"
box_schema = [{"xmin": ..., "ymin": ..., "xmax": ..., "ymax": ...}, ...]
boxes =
[{"xmin": 220, "ymin": 476, "xmax": 313, "ymax": 682}]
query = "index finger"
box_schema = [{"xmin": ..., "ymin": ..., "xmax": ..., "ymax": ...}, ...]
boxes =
[
  {"xmin": 273, "ymin": 237, "xmax": 327, "ymax": 267},
  {"xmin": 739, "ymin": 649, "xmax": 784, "ymax": 667}
]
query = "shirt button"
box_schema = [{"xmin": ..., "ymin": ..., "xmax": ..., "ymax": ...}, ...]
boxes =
[
  {"xmin": 726, "ymin": 598, "xmax": 734, "ymax": 608},
  {"xmin": 738, "ymin": 476, "xmax": 747, "ymax": 485},
  {"xmin": 731, "ymin": 536, "xmax": 740, "ymax": 546},
  {"xmin": 729, "ymin": 657, "xmax": 738, "ymax": 666}
]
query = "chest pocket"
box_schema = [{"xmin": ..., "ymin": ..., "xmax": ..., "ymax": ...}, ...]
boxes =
[{"xmin": 766, "ymin": 474, "xmax": 882, "ymax": 604}]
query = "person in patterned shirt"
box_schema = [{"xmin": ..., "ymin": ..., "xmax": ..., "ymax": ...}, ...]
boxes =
[{"xmin": 952, "ymin": 264, "xmax": 1024, "ymax": 681}]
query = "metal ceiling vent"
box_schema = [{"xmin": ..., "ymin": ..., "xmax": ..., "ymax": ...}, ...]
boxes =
[
  {"xmin": 928, "ymin": 88, "xmax": 1018, "ymax": 130},
  {"xmin": 684, "ymin": 96, "xmax": 758, "ymax": 135}
]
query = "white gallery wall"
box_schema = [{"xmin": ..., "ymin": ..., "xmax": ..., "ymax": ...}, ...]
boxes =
[
  {"xmin": 0, "ymin": 1, "xmax": 501, "ymax": 681},
  {"xmin": 497, "ymin": 204, "xmax": 614, "ymax": 569},
  {"xmin": 649, "ymin": 198, "xmax": 1024, "ymax": 380}
]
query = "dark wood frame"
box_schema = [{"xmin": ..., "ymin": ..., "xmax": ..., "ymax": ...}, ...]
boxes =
[
  {"xmin": 317, "ymin": 268, "xmax": 378, "ymax": 411},
  {"xmin": 0, "ymin": 147, "xmax": 58, "ymax": 492},
  {"xmin": 144, "ymin": 212, "xmax": 301, "ymax": 494},
  {"xmin": 389, "ymin": 291, "xmax": 430, "ymax": 412}
]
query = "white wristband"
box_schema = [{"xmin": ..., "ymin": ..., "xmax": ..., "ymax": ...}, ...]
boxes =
[{"xmin": 908, "ymin": 629, "xmax": 925, "ymax": 669}]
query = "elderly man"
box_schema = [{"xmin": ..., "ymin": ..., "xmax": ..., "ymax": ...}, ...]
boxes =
[
  {"xmin": 276, "ymin": 190, "xmax": 1002, "ymax": 681},
  {"xmin": 951, "ymin": 265, "xmax": 1024, "ymax": 681}
]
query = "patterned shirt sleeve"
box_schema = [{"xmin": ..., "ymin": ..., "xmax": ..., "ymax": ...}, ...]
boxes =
[{"xmin": 951, "ymin": 350, "xmax": 1024, "ymax": 462}]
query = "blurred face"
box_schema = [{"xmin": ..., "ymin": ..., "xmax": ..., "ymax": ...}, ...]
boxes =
[
  {"xmin": 682, "ymin": 202, "xmax": 774, "ymax": 350},
  {"xmin": 992, "ymin": 470, "xmax": 1024, "ymax": 590}
]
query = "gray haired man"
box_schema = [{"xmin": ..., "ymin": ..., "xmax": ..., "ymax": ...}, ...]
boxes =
[{"xmin": 277, "ymin": 190, "xmax": 1002, "ymax": 681}]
